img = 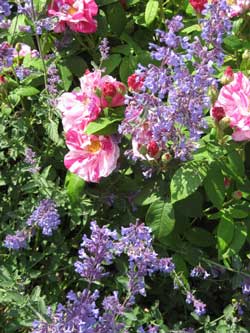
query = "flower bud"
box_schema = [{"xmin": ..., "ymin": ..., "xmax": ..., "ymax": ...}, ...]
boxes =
[
  {"xmin": 220, "ymin": 66, "xmax": 234, "ymax": 85},
  {"xmin": 224, "ymin": 177, "xmax": 231, "ymax": 189},
  {"xmin": 147, "ymin": 141, "xmax": 159, "ymax": 157},
  {"xmin": 232, "ymin": 190, "xmax": 242, "ymax": 200},
  {"xmin": 211, "ymin": 106, "xmax": 225, "ymax": 122},
  {"xmin": 218, "ymin": 116, "xmax": 231, "ymax": 130}
]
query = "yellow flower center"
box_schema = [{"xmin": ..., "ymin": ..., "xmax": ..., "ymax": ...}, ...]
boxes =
[
  {"xmin": 67, "ymin": 6, "xmax": 77, "ymax": 15},
  {"xmin": 86, "ymin": 140, "xmax": 101, "ymax": 153}
]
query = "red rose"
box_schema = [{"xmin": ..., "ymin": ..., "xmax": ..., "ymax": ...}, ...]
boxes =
[
  {"xmin": 211, "ymin": 106, "xmax": 225, "ymax": 122},
  {"xmin": 127, "ymin": 73, "xmax": 144, "ymax": 92},
  {"xmin": 147, "ymin": 141, "xmax": 159, "ymax": 157},
  {"xmin": 189, "ymin": 0, "xmax": 208, "ymax": 13}
]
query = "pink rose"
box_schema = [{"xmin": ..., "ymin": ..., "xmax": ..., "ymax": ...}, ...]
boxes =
[
  {"xmin": 64, "ymin": 129, "xmax": 120, "ymax": 182},
  {"xmin": 100, "ymin": 79, "xmax": 126, "ymax": 108},
  {"xmin": 213, "ymin": 72, "xmax": 250, "ymax": 141},
  {"xmin": 57, "ymin": 91, "xmax": 101, "ymax": 132},
  {"xmin": 48, "ymin": 0, "xmax": 98, "ymax": 34},
  {"xmin": 228, "ymin": 0, "xmax": 250, "ymax": 17}
]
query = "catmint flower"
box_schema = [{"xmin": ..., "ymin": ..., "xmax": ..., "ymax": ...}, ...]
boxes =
[
  {"xmin": 242, "ymin": 279, "xmax": 250, "ymax": 295},
  {"xmin": 99, "ymin": 38, "xmax": 110, "ymax": 61},
  {"xmin": 185, "ymin": 292, "xmax": 206, "ymax": 316},
  {"xmin": 26, "ymin": 199, "xmax": 61, "ymax": 236},
  {"xmin": 0, "ymin": 19, "xmax": 11, "ymax": 29},
  {"xmin": 15, "ymin": 66, "xmax": 31, "ymax": 80},
  {"xmin": 4, "ymin": 230, "xmax": 28, "ymax": 250},
  {"xmin": 24, "ymin": 148, "xmax": 40, "ymax": 173},
  {"xmin": 0, "ymin": 0, "xmax": 12, "ymax": 21},
  {"xmin": 190, "ymin": 265, "xmax": 210, "ymax": 279},
  {"xmin": 0, "ymin": 42, "xmax": 14, "ymax": 71},
  {"xmin": 47, "ymin": 63, "xmax": 61, "ymax": 96},
  {"xmin": 74, "ymin": 221, "xmax": 118, "ymax": 281},
  {"xmin": 120, "ymin": 1, "xmax": 232, "ymax": 166},
  {"xmin": 18, "ymin": 25, "xmax": 32, "ymax": 33}
]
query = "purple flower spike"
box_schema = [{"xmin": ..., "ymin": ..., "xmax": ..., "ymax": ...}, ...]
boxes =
[{"xmin": 4, "ymin": 230, "xmax": 28, "ymax": 250}]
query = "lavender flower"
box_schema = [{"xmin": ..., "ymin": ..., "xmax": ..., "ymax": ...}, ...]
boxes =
[
  {"xmin": 26, "ymin": 199, "xmax": 61, "ymax": 236},
  {"xmin": 74, "ymin": 221, "xmax": 118, "ymax": 281},
  {"xmin": 35, "ymin": 17, "xmax": 57, "ymax": 35},
  {"xmin": 4, "ymin": 230, "xmax": 28, "ymax": 250},
  {"xmin": 0, "ymin": 19, "xmax": 11, "ymax": 30},
  {"xmin": 24, "ymin": 147, "xmax": 40, "ymax": 173},
  {"xmin": 99, "ymin": 38, "xmax": 110, "ymax": 61},
  {"xmin": 190, "ymin": 265, "xmax": 210, "ymax": 280}
]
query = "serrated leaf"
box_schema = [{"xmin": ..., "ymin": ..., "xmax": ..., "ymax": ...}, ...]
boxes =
[
  {"xmin": 45, "ymin": 120, "xmax": 59, "ymax": 143},
  {"xmin": 146, "ymin": 200, "xmax": 175, "ymax": 238},
  {"xmin": 171, "ymin": 161, "xmax": 208, "ymax": 203},
  {"xmin": 217, "ymin": 216, "xmax": 235, "ymax": 254},
  {"xmin": 204, "ymin": 163, "xmax": 225, "ymax": 209},
  {"xmin": 145, "ymin": 0, "xmax": 159, "ymax": 25}
]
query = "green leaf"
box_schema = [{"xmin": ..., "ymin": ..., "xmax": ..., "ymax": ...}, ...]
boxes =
[
  {"xmin": 146, "ymin": 200, "xmax": 175, "ymax": 239},
  {"xmin": 45, "ymin": 120, "xmax": 59, "ymax": 143},
  {"xmin": 225, "ymin": 150, "xmax": 245, "ymax": 184},
  {"xmin": 102, "ymin": 54, "xmax": 122, "ymax": 74},
  {"xmin": 174, "ymin": 190, "xmax": 203, "ymax": 217},
  {"xmin": 33, "ymin": 0, "xmax": 48, "ymax": 13},
  {"xmin": 204, "ymin": 163, "xmax": 225, "ymax": 209},
  {"xmin": 15, "ymin": 86, "xmax": 40, "ymax": 96},
  {"xmin": 171, "ymin": 161, "xmax": 208, "ymax": 203},
  {"xmin": 58, "ymin": 64, "xmax": 73, "ymax": 91},
  {"xmin": 84, "ymin": 116, "xmax": 122, "ymax": 135},
  {"xmin": 185, "ymin": 227, "xmax": 215, "ymax": 248},
  {"xmin": 217, "ymin": 216, "xmax": 235, "ymax": 254},
  {"xmin": 119, "ymin": 57, "xmax": 134, "ymax": 82},
  {"xmin": 65, "ymin": 171, "xmax": 85, "ymax": 205},
  {"xmin": 106, "ymin": 3, "xmax": 126, "ymax": 36},
  {"xmin": 145, "ymin": 0, "xmax": 159, "ymax": 25},
  {"xmin": 172, "ymin": 254, "xmax": 188, "ymax": 278},
  {"xmin": 63, "ymin": 56, "xmax": 87, "ymax": 77},
  {"xmin": 223, "ymin": 222, "xmax": 247, "ymax": 258}
]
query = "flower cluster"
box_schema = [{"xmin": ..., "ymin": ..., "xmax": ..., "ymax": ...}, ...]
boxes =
[
  {"xmin": 48, "ymin": 0, "xmax": 98, "ymax": 33},
  {"xmin": 0, "ymin": 0, "xmax": 11, "ymax": 22},
  {"xmin": 0, "ymin": 42, "xmax": 14, "ymax": 72},
  {"xmin": 32, "ymin": 220, "xmax": 174, "ymax": 332},
  {"xmin": 57, "ymin": 69, "xmax": 126, "ymax": 182},
  {"xmin": 4, "ymin": 199, "xmax": 61, "ymax": 250},
  {"xmin": 212, "ymin": 71, "xmax": 250, "ymax": 141},
  {"xmin": 227, "ymin": 0, "xmax": 250, "ymax": 16},
  {"xmin": 120, "ymin": 1, "xmax": 231, "ymax": 165}
]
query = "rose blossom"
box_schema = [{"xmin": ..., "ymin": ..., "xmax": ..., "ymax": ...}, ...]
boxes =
[
  {"xmin": 212, "ymin": 72, "xmax": 250, "ymax": 141},
  {"xmin": 48, "ymin": 0, "xmax": 98, "ymax": 33},
  {"xmin": 227, "ymin": 0, "xmax": 250, "ymax": 17},
  {"xmin": 57, "ymin": 91, "xmax": 101, "ymax": 132},
  {"xmin": 64, "ymin": 129, "xmax": 120, "ymax": 182},
  {"xmin": 189, "ymin": 0, "xmax": 208, "ymax": 12}
]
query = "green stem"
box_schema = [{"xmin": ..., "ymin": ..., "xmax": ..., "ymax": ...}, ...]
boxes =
[{"xmin": 30, "ymin": 0, "xmax": 48, "ymax": 91}]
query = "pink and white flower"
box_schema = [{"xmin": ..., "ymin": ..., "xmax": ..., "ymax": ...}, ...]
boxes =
[
  {"xmin": 14, "ymin": 43, "xmax": 39, "ymax": 58},
  {"xmin": 212, "ymin": 72, "xmax": 250, "ymax": 141},
  {"xmin": 57, "ymin": 91, "xmax": 101, "ymax": 131},
  {"xmin": 64, "ymin": 129, "xmax": 120, "ymax": 182},
  {"xmin": 48, "ymin": 0, "xmax": 98, "ymax": 34},
  {"xmin": 227, "ymin": 0, "xmax": 250, "ymax": 17}
]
